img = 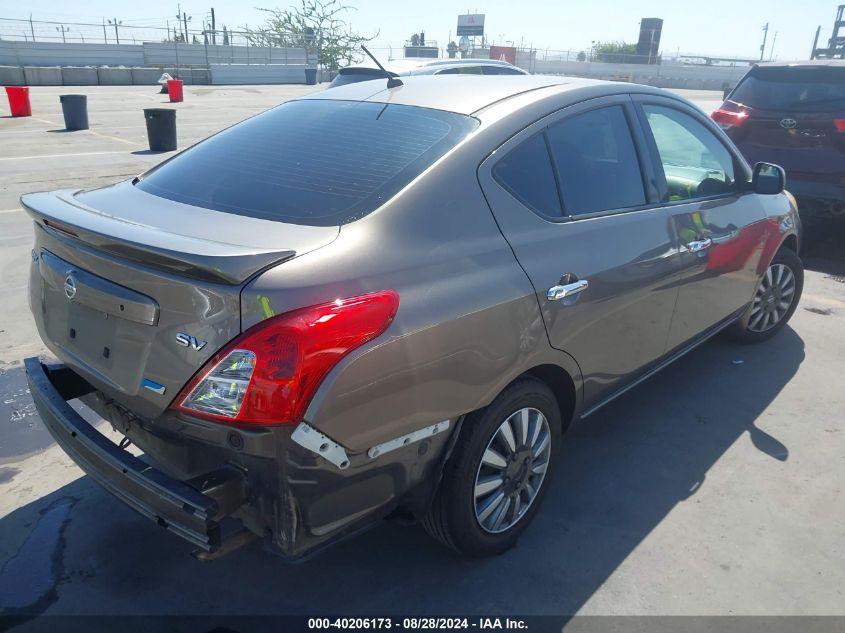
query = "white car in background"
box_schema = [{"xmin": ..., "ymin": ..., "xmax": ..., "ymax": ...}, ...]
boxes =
[{"xmin": 328, "ymin": 58, "xmax": 528, "ymax": 88}]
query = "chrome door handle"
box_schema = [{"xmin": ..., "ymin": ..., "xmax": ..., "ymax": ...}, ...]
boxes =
[
  {"xmin": 686, "ymin": 237, "xmax": 712, "ymax": 253},
  {"xmin": 547, "ymin": 279, "xmax": 589, "ymax": 301}
]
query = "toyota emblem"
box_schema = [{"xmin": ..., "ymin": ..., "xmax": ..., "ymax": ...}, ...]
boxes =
[
  {"xmin": 780, "ymin": 118, "xmax": 798, "ymax": 129},
  {"xmin": 64, "ymin": 274, "xmax": 77, "ymax": 300}
]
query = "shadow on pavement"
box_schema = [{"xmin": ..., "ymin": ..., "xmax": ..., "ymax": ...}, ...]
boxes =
[
  {"xmin": 130, "ymin": 150, "xmax": 173, "ymax": 156},
  {"xmin": 0, "ymin": 328, "xmax": 805, "ymax": 617}
]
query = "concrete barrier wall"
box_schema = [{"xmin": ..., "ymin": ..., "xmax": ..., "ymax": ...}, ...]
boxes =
[
  {"xmin": 0, "ymin": 40, "xmax": 305, "ymax": 69},
  {"xmin": 61, "ymin": 67, "xmax": 99, "ymax": 86},
  {"xmin": 160, "ymin": 68, "xmax": 211, "ymax": 85},
  {"xmin": 210, "ymin": 64, "xmax": 306, "ymax": 85},
  {"xmin": 0, "ymin": 65, "xmax": 26, "ymax": 86},
  {"xmin": 131, "ymin": 68, "xmax": 163, "ymax": 85},
  {"xmin": 97, "ymin": 67, "xmax": 133, "ymax": 85},
  {"xmin": 23, "ymin": 66, "xmax": 63, "ymax": 86},
  {"xmin": 12, "ymin": 63, "xmax": 291, "ymax": 87},
  {"xmin": 1, "ymin": 42, "xmax": 145, "ymax": 67},
  {"xmin": 534, "ymin": 59, "xmax": 749, "ymax": 89}
]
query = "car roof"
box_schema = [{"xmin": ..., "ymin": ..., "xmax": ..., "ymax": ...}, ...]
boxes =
[
  {"xmin": 340, "ymin": 58, "xmax": 522, "ymax": 74},
  {"xmin": 303, "ymin": 75, "xmax": 625, "ymax": 115},
  {"xmin": 754, "ymin": 60, "xmax": 845, "ymax": 69},
  {"xmin": 416, "ymin": 58, "xmax": 517, "ymax": 67}
]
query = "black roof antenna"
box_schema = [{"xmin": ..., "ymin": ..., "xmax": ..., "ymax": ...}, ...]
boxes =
[{"xmin": 361, "ymin": 45, "xmax": 403, "ymax": 88}]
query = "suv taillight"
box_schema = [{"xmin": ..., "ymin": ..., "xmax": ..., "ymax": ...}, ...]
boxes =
[
  {"xmin": 173, "ymin": 290, "xmax": 399, "ymax": 425},
  {"xmin": 834, "ymin": 119, "xmax": 845, "ymax": 132},
  {"xmin": 711, "ymin": 108, "xmax": 749, "ymax": 130}
]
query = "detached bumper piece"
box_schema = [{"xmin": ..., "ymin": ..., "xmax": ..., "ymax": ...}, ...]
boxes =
[{"xmin": 24, "ymin": 358, "xmax": 246, "ymax": 553}]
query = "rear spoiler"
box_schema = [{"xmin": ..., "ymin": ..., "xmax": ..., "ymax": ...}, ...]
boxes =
[{"xmin": 21, "ymin": 189, "xmax": 296, "ymax": 285}]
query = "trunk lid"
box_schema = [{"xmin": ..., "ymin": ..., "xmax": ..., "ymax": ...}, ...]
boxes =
[{"xmin": 23, "ymin": 182, "xmax": 339, "ymax": 418}]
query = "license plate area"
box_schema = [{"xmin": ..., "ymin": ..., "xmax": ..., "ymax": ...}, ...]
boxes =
[
  {"xmin": 66, "ymin": 302, "xmax": 118, "ymax": 366},
  {"xmin": 39, "ymin": 251, "xmax": 156, "ymax": 395}
]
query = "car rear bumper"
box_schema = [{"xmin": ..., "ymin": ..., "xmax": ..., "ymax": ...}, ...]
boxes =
[
  {"xmin": 24, "ymin": 357, "xmax": 247, "ymax": 553},
  {"xmin": 24, "ymin": 358, "xmax": 455, "ymax": 559}
]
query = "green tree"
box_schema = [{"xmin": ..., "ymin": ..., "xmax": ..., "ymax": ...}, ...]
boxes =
[
  {"xmin": 447, "ymin": 41, "xmax": 458, "ymax": 58},
  {"xmin": 410, "ymin": 33, "xmax": 420, "ymax": 47},
  {"xmin": 246, "ymin": 0, "xmax": 377, "ymax": 70},
  {"xmin": 593, "ymin": 40, "xmax": 638, "ymax": 62}
]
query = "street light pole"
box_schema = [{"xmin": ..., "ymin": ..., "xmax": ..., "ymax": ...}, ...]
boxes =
[
  {"xmin": 769, "ymin": 30, "xmax": 778, "ymax": 61},
  {"xmin": 176, "ymin": 4, "xmax": 191, "ymax": 42},
  {"xmin": 108, "ymin": 18, "xmax": 122, "ymax": 45},
  {"xmin": 759, "ymin": 22, "xmax": 769, "ymax": 61}
]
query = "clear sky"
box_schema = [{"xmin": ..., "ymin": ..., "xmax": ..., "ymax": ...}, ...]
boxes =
[{"xmin": 2, "ymin": 0, "xmax": 838, "ymax": 61}]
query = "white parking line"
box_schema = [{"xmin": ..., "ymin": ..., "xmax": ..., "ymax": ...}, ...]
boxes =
[
  {"xmin": 0, "ymin": 150, "xmax": 130, "ymax": 161},
  {"xmin": 0, "ymin": 208, "xmax": 22, "ymax": 215}
]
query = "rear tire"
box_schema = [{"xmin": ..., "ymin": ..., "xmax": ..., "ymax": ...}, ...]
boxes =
[
  {"xmin": 423, "ymin": 377, "xmax": 562, "ymax": 557},
  {"xmin": 731, "ymin": 247, "xmax": 803, "ymax": 344}
]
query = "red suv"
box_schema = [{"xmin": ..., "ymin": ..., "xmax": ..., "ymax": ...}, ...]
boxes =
[{"xmin": 713, "ymin": 61, "xmax": 845, "ymax": 218}]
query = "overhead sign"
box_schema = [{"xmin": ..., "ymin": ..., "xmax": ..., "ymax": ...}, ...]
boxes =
[
  {"xmin": 457, "ymin": 14, "xmax": 485, "ymax": 37},
  {"xmin": 489, "ymin": 46, "xmax": 516, "ymax": 64}
]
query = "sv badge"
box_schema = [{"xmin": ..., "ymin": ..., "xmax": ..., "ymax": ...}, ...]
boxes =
[{"xmin": 175, "ymin": 332, "xmax": 208, "ymax": 351}]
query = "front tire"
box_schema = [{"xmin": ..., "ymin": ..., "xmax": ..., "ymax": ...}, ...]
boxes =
[
  {"xmin": 732, "ymin": 247, "xmax": 803, "ymax": 343},
  {"xmin": 423, "ymin": 377, "xmax": 562, "ymax": 557}
]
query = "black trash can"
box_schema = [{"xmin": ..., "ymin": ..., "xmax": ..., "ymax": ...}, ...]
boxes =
[
  {"xmin": 60, "ymin": 94, "xmax": 88, "ymax": 131},
  {"xmin": 305, "ymin": 68, "xmax": 318, "ymax": 85},
  {"xmin": 143, "ymin": 108, "xmax": 177, "ymax": 151}
]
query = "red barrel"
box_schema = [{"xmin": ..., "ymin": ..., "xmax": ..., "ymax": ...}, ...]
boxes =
[
  {"xmin": 5, "ymin": 86, "xmax": 32, "ymax": 117},
  {"xmin": 167, "ymin": 79, "xmax": 184, "ymax": 103}
]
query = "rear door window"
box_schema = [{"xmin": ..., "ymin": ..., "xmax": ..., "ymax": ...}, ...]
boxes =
[
  {"xmin": 136, "ymin": 100, "xmax": 478, "ymax": 226},
  {"xmin": 643, "ymin": 105, "xmax": 738, "ymax": 201},
  {"xmin": 546, "ymin": 105, "xmax": 646, "ymax": 216},
  {"xmin": 493, "ymin": 133, "xmax": 562, "ymax": 217},
  {"xmin": 481, "ymin": 66, "xmax": 525, "ymax": 75},
  {"xmin": 436, "ymin": 66, "xmax": 483, "ymax": 75},
  {"xmin": 731, "ymin": 67, "xmax": 845, "ymax": 112}
]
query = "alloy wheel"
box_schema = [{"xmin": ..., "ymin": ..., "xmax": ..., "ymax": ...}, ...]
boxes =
[
  {"xmin": 748, "ymin": 263, "xmax": 796, "ymax": 333},
  {"xmin": 473, "ymin": 407, "xmax": 552, "ymax": 534}
]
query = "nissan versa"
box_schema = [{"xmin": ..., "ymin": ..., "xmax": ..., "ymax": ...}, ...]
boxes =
[{"xmin": 22, "ymin": 75, "xmax": 803, "ymax": 560}]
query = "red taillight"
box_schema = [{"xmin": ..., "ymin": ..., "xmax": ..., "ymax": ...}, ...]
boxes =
[
  {"xmin": 173, "ymin": 290, "xmax": 400, "ymax": 425},
  {"xmin": 834, "ymin": 119, "xmax": 845, "ymax": 132},
  {"xmin": 711, "ymin": 108, "xmax": 749, "ymax": 130}
]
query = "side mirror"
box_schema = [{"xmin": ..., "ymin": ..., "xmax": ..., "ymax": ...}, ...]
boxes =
[{"xmin": 752, "ymin": 162, "xmax": 785, "ymax": 195}]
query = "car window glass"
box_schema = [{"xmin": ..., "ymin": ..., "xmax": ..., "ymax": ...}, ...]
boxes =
[
  {"xmin": 493, "ymin": 133, "xmax": 562, "ymax": 217},
  {"xmin": 436, "ymin": 66, "xmax": 483, "ymax": 75},
  {"xmin": 136, "ymin": 100, "xmax": 479, "ymax": 226},
  {"xmin": 731, "ymin": 67, "xmax": 845, "ymax": 112},
  {"xmin": 546, "ymin": 105, "xmax": 646, "ymax": 216},
  {"xmin": 481, "ymin": 66, "xmax": 523, "ymax": 75},
  {"xmin": 643, "ymin": 105, "xmax": 737, "ymax": 201}
]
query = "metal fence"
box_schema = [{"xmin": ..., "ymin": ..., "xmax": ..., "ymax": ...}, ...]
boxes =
[{"xmin": 0, "ymin": 18, "xmax": 310, "ymax": 68}]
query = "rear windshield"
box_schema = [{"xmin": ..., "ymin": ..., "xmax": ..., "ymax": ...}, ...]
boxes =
[
  {"xmin": 136, "ymin": 100, "xmax": 478, "ymax": 226},
  {"xmin": 731, "ymin": 67, "xmax": 845, "ymax": 112}
]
